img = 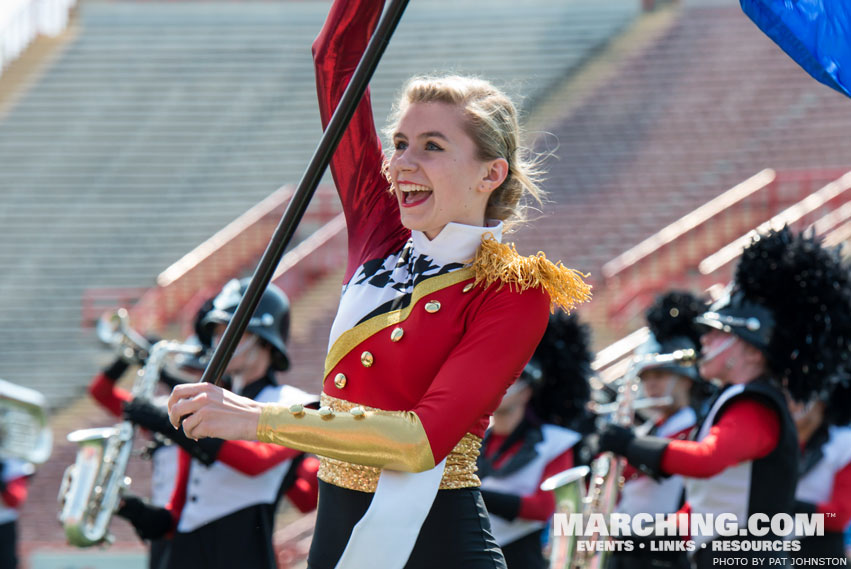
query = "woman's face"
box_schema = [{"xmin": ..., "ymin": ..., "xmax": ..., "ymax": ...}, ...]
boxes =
[
  {"xmin": 211, "ymin": 323, "xmax": 261, "ymax": 377},
  {"xmin": 388, "ymin": 102, "xmax": 506, "ymax": 240},
  {"xmin": 699, "ymin": 329, "xmax": 756, "ymax": 384},
  {"xmin": 640, "ymin": 368, "xmax": 691, "ymax": 414}
]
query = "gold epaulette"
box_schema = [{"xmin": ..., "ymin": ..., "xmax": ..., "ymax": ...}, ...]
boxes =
[{"xmin": 471, "ymin": 234, "xmax": 592, "ymax": 313}]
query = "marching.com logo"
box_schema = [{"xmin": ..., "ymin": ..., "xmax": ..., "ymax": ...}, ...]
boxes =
[
  {"xmin": 552, "ymin": 513, "xmax": 831, "ymax": 555},
  {"xmin": 553, "ymin": 513, "xmax": 824, "ymax": 538}
]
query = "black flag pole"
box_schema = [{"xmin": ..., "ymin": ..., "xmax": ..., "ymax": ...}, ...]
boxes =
[{"xmin": 199, "ymin": 0, "xmax": 410, "ymax": 388}]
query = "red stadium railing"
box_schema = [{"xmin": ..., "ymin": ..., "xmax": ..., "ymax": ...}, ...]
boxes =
[
  {"xmin": 600, "ymin": 168, "xmax": 850, "ymax": 330},
  {"xmin": 81, "ymin": 286, "xmax": 150, "ymax": 327},
  {"xmin": 595, "ymin": 169, "xmax": 851, "ymax": 369},
  {"xmin": 698, "ymin": 171, "xmax": 851, "ymax": 278},
  {"xmin": 81, "ymin": 184, "xmax": 343, "ymax": 331}
]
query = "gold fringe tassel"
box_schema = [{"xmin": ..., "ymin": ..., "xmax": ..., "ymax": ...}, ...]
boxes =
[{"xmin": 471, "ymin": 235, "xmax": 592, "ymax": 313}]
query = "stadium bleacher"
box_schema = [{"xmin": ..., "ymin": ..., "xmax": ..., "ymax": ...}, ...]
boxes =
[
  {"xmin": 511, "ymin": 0, "xmax": 851, "ymax": 341},
  {"xmin": 0, "ymin": 0, "xmax": 639, "ymax": 411},
  {"xmin": 1, "ymin": 0, "xmax": 640, "ymax": 562}
]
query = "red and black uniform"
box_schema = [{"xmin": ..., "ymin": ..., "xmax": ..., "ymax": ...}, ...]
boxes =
[
  {"xmin": 608, "ymin": 407, "xmax": 696, "ymax": 569},
  {"xmin": 478, "ymin": 422, "xmax": 579, "ymax": 569},
  {"xmin": 0, "ymin": 459, "xmax": 30, "ymax": 569},
  {"xmin": 618, "ymin": 407, "xmax": 695, "ymax": 517},
  {"xmin": 160, "ymin": 374, "xmax": 316, "ymax": 569},
  {"xmin": 792, "ymin": 425, "xmax": 851, "ymax": 560},
  {"xmin": 665, "ymin": 380, "xmax": 797, "ymax": 568},
  {"xmin": 255, "ymin": 0, "xmax": 579, "ymax": 567},
  {"xmin": 602, "ymin": 378, "xmax": 797, "ymax": 568},
  {"xmin": 92, "ymin": 365, "xmax": 319, "ymax": 569}
]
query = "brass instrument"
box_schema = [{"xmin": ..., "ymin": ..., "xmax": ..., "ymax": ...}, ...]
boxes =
[
  {"xmin": 95, "ymin": 308, "xmax": 151, "ymax": 363},
  {"xmin": 541, "ymin": 465, "xmax": 590, "ymax": 569},
  {"xmin": 542, "ymin": 348, "xmax": 697, "ymax": 569},
  {"xmin": 59, "ymin": 311, "xmax": 199, "ymax": 547},
  {"xmin": 0, "ymin": 378, "xmax": 53, "ymax": 465}
]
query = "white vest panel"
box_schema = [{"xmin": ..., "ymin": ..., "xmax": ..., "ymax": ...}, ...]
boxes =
[
  {"xmin": 177, "ymin": 384, "xmax": 314, "ymax": 533},
  {"xmin": 480, "ymin": 425, "xmax": 580, "ymax": 546}
]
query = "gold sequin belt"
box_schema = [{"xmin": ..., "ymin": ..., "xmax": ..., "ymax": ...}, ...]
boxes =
[{"xmin": 317, "ymin": 393, "xmax": 482, "ymax": 493}]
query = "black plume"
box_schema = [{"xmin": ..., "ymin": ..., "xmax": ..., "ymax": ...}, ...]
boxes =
[
  {"xmin": 825, "ymin": 369, "xmax": 851, "ymax": 426},
  {"xmin": 529, "ymin": 311, "xmax": 594, "ymax": 430},
  {"xmin": 646, "ymin": 290, "xmax": 706, "ymax": 348},
  {"xmin": 735, "ymin": 227, "xmax": 851, "ymax": 401}
]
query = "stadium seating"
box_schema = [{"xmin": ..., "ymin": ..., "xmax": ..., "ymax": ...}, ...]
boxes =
[
  {"xmin": 1, "ymin": 0, "xmax": 638, "ymax": 561},
  {"xmin": 0, "ymin": 0, "xmax": 638, "ymax": 410}
]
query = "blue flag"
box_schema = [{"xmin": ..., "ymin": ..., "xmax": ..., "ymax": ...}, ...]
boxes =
[{"xmin": 741, "ymin": 0, "xmax": 850, "ymax": 97}]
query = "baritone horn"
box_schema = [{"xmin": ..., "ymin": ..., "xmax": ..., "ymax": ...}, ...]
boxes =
[
  {"xmin": 541, "ymin": 466, "xmax": 590, "ymax": 569},
  {"xmin": 0, "ymin": 378, "xmax": 52, "ymax": 465},
  {"xmin": 59, "ymin": 315, "xmax": 200, "ymax": 547},
  {"xmin": 542, "ymin": 348, "xmax": 697, "ymax": 568}
]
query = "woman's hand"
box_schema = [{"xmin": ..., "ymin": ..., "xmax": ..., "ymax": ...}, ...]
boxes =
[{"xmin": 167, "ymin": 382, "xmax": 263, "ymax": 441}]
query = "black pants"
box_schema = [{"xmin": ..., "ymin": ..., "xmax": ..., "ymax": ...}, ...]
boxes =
[
  {"xmin": 501, "ymin": 530, "xmax": 546, "ymax": 569},
  {"xmin": 157, "ymin": 505, "xmax": 277, "ymax": 569},
  {"xmin": 308, "ymin": 481, "xmax": 506, "ymax": 569},
  {"xmin": 149, "ymin": 537, "xmax": 171, "ymax": 569},
  {"xmin": 0, "ymin": 521, "xmax": 17, "ymax": 569},
  {"xmin": 794, "ymin": 532, "xmax": 847, "ymax": 562}
]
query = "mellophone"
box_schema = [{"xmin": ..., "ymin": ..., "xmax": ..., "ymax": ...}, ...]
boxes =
[{"xmin": 541, "ymin": 349, "xmax": 697, "ymax": 569}]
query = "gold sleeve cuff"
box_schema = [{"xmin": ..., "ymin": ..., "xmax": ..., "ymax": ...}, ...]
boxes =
[{"xmin": 257, "ymin": 404, "xmax": 436, "ymax": 473}]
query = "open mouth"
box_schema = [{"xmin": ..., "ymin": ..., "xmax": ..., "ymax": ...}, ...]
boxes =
[{"xmin": 398, "ymin": 183, "xmax": 433, "ymax": 207}]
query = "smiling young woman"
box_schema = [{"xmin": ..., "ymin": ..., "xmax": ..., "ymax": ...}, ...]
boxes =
[{"xmin": 166, "ymin": 1, "xmax": 590, "ymax": 568}]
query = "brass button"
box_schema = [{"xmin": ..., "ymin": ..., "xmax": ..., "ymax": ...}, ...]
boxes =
[
  {"xmin": 318, "ymin": 406, "xmax": 334, "ymax": 419},
  {"xmin": 350, "ymin": 407, "xmax": 366, "ymax": 419},
  {"xmin": 334, "ymin": 373, "xmax": 347, "ymax": 389},
  {"xmin": 390, "ymin": 327, "xmax": 404, "ymax": 342},
  {"xmin": 425, "ymin": 300, "xmax": 441, "ymax": 313},
  {"xmin": 288, "ymin": 403, "xmax": 305, "ymax": 417},
  {"xmin": 462, "ymin": 283, "xmax": 474, "ymax": 293},
  {"xmin": 360, "ymin": 351, "xmax": 374, "ymax": 367}
]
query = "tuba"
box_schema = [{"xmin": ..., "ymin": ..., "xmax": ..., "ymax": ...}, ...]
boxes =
[
  {"xmin": 0, "ymin": 378, "xmax": 53, "ymax": 465},
  {"xmin": 58, "ymin": 311, "xmax": 199, "ymax": 547},
  {"xmin": 542, "ymin": 349, "xmax": 697, "ymax": 569}
]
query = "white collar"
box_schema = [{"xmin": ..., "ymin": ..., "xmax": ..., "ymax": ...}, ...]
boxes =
[{"xmin": 411, "ymin": 221, "xmax": 504, "ymax": 266}]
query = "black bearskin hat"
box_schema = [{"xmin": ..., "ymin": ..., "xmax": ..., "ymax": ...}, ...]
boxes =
[
  {"xmin": 698, "ymin": 227, "xmax": 851, "ymax": 402},
  {"xmin": 527, "ymin": 311, "xmax": 594, "ymax": 431},
  {"xmin": 824, "ymin": 369, "xmax": 851, "ymax": 427},
  {"xmin": 641, "ymin": 290, "xmax": 707, "ymax": 382}
]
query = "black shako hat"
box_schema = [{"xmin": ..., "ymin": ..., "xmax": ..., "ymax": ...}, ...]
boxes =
[
  {"xmin": 639, "ymin": 290, "xmax": 707, "ymax": 382},
  {"xmin": 696, "ymin": 227, "xmax": 851, "ymax": 402},
  {"xmin": 201, "ymin": 278, "xmax": 292, "ymax": 371}
]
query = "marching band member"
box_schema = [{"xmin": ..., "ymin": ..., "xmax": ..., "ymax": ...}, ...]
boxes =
[
  {"xmin": 789, "ymin": 370, "xmax": 851, "ymax": 561},
  {"xmin": 88, "ymin": 300, "xmax": 214, "ymax": 569},
  {"xmin": 115, "ymin": 280, "xmax": 318, "ymax": 569},
  {"xmin": 608, "ymin": 291, "xmax": 708, "ymax": 569},
  {"xmin": 478, "ymin": 312, "xmax": 593, "ymax": 569},
  {"xmin": 165, "ymin": 0, "xmax": 591, "ymax": 567},
  {"xmin": 0, "ymin": 458, "xmax": 32, "ymax": 569},
  {"xmin": 598, "ymin": 227, "xmax": 851, "ymax": 569}
]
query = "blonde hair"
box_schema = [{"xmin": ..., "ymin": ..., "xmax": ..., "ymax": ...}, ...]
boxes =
[{"xmin": 384, "ymin": 75, "xmax": 545, "ymax": 229}]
